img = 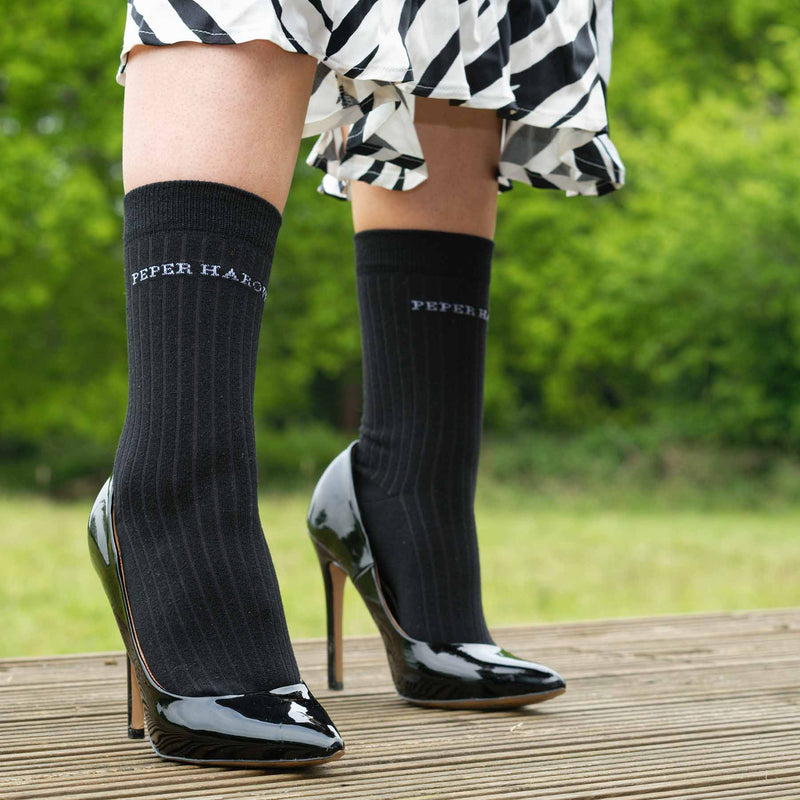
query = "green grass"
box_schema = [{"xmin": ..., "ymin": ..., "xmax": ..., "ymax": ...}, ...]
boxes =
[{"xmin": 2, "ymin": 479, "xmax": 798, "ymax": 658}]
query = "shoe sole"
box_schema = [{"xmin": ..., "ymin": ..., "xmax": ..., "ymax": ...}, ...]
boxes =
[
  {"xmin": 149, "ymin": 741, "xmax": 346, "ymax": 768},
  {"xmin": 398, "ymin": 686, "xmax": 566, "ymax": 709}
]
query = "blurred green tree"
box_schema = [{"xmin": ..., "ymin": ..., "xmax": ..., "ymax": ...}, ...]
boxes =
[{"xmin": 1, "ymin": 1, "xmax": 798, "ymax": 490}]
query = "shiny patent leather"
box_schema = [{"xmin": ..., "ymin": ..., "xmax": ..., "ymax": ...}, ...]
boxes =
[
  {"xmin": 88, "ymin": 477, "xmax": 344, "ymax": 766},
  {"xmin": 307, "ymin": 442, "xmax": 567, "ymax": 708}
]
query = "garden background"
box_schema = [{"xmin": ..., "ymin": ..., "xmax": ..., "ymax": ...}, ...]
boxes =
[{"xmin": 1, "ymin": 0, "xmax": 799, "ymax": 656}]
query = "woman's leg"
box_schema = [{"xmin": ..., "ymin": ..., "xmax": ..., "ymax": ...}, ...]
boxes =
[
  {"xmin": 123, "ymin": 40, "xmax": 315, "ymax": 206},
  {"xmin": 351, "ymin": 97, "xmax": 501, "ymax": 237},
  {"xmin": 113, "ymin": 42, "xmax": 318, "ymax": 695},
  {"xmin": 348, "ymin": 98, "xmax": 502, "ymax": 643}
]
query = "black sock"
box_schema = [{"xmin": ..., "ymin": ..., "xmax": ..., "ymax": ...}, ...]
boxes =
[
  {"xmin": 352, "ymin": 229, "xmax": 494, "ymax": 645},
  {"xmin": 112, "ymin": 180, "xmax": 300, "ymax": 696}
]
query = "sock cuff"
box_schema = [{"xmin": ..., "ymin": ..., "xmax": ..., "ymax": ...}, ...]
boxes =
[
  {"xmin": 123, "ymin": 180, "xmax": 282, "ymax": 252},
  {"xmin": 354, "ymin": 229, "xmax": 493, "ymax": 282}
]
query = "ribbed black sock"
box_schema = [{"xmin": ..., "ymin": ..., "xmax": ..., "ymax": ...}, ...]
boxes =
[
  {"xmin": 112, "ymin": 180, "xmax": 300, "ymax": 696},
  {"xmin": 352, "ymin": 228, "xmax": 494, "ymax": 645}
]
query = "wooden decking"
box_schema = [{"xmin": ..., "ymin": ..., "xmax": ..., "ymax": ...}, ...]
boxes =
[{"xmin": 2, "ymin": 608, "xmax": 799, "ymax": 799}]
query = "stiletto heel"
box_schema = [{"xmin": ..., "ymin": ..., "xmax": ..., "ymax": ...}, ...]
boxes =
[
  {"xmin": 314, "ymin": 542, "xmax": 347, "ymax": 690},
  {"xmin": 308, "ymin": 441, "xmax": 566, "ymax": 709},
  {"xmin": 89, "ymin": 477, "xmax": 344, "ymax": 766},
  {"xmin": 127, "ymin": 656, "xmax": 145, "ymax": 739}
]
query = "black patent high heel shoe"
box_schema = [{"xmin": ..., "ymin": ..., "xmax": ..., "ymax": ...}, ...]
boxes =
[
  {"xmin": 88, "ymin": 477, "xmax": 344, "ymax": 767},
  {"xmin": 307, "ymin": 442, "xmax": 566, "ymax": 708}
]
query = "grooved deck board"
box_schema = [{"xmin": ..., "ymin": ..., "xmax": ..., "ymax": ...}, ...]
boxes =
[{"xmin": 1, "ymin": 609, "xmax": 798, "ymax": 799}]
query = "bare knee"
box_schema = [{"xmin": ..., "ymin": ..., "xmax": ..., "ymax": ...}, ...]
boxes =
[
  {"xmin": 350, "ymin": 97, "xmax": 501, "ymax": 238},
  {"xmin": 121, "ymin": 41, "xmax": 317, "ymax": 207}
]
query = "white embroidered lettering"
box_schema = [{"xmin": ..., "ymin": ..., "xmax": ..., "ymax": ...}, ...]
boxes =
[
  {"xmin": 128, "ymin": 260, "xmax": 265, "ymax": 299},
  {"xmin": 406, "ymin": 298, "xmax": 489, "ymax": 321}
]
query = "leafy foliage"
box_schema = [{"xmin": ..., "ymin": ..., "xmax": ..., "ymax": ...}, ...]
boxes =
[{"xmin": 1, "ymin": 1, "xmax": 798, "ymax": 490}]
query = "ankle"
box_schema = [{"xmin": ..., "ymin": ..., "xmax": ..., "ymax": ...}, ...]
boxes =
[{"xmin": 353, "ymin": 446, "xmax": 493, "ymax": 645}]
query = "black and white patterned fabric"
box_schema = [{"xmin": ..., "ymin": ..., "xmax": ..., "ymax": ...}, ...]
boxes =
[{"xmin": 117, "ymin": 0, "xmax": 625, "ymax": 199}]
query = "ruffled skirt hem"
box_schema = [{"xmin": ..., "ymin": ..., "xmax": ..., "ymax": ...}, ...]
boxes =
[{"xmin": 117, "ymin": 0, "xmax": 625, "ymax": 199}]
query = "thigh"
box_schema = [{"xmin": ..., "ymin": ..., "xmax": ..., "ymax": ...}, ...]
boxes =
[
  {"xmin": 122, "ymin": 41, "xmax": 317, "ymax": 211},
  {"xmin": 350, "ymin": 97, "xmax": 502, "ymax": 239}
]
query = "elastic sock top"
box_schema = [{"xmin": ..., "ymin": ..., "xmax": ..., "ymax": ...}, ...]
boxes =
[
  {"xmin": 123, "ymin": 180, "xmax": 282, "ymax": 253},
  {"xmin": 353, "ymin": 229, "xmax": 493, "ymax": 281}
]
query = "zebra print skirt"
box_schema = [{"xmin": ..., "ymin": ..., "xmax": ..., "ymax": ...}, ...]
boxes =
[{"xmin": 117, "ymin": 0, "xmax": 625, "ymax": 199}]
